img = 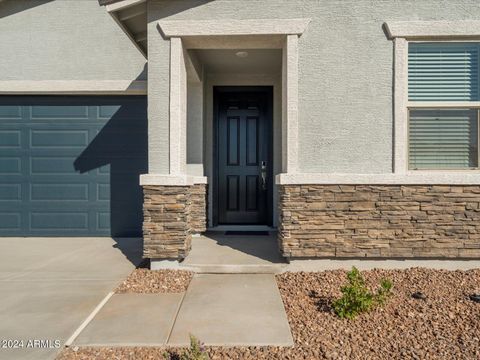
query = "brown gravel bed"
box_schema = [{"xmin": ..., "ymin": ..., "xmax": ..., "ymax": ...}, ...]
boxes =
[
  {"xmin": 115, "ymin": 269, "xmax": 193, "ymax": 294},
  {"xmin": 58, "ymin": 268, "xmax": 480, "ymax": 359}
]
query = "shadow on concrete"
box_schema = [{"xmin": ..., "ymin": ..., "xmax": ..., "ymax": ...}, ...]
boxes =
[
  {"xmin": 112, "ymin": 237, "xmax": 144, "ymax": 267},
  {"xmin": 193, "ymin": 231, "xmax": 286, "ymax": 264}
]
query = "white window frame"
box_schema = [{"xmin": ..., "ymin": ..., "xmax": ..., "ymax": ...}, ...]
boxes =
[{"xmin": 387, "ymin": 21, "xmax": 480, "ymax": 174}]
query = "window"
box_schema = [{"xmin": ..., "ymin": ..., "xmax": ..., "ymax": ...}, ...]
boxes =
[{"xmin": 408, "ymin": 43, "xmax": 480, "ymax": 170}]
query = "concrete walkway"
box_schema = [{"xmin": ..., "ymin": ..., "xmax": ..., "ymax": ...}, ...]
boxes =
[
  {"xmin": 0, "ymin": 237, "xmax": 142, "ymax": 360},
  {"xmin": 179, "ymin": 232, "xmax": 287, "ymax": 273},
  {"xmin": 74, "ymin": 273, "xmax": 294, "ymax": 347}
]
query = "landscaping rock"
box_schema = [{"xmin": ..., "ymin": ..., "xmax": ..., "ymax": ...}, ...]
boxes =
[
  {"xmin": 115, "ymin": 269, "xmax": 193, "ymax": 294},
  {"xmin": 58, "ymin": 268, "xmax": 480, "ymax": 360},
  {"xmin": 412, "ymin": 291, "xmax": 427, "ymax": 300}
]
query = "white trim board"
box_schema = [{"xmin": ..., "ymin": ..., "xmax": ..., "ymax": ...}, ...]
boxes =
[
  {"xmin": 106, "ymin": 0, "xmax": 145, "ymax": 13},
  {"xmin": 276, "ymin": 173, "xmax": 480, "ymax": 185},
  {"xmin": 158, "ymin": 19, "xmax": 310, "ymax": 38},
  {"xmin": 385, "ymin": 20, "xmax": 480, "ymax": 39},
  {"xmin": 393, "ymin": 38, "xmax": 408, "ymax": 174},
  {"xmin": 140, "ymin": 174, "xmax": 208, "ymax": 186},
  {"xmin": 0, "ymin": 80, "xmax": 147, "ymax": 95},
  {"xmin": 408, "ymin": 101, "xmax": 480, "ymax": 109}
]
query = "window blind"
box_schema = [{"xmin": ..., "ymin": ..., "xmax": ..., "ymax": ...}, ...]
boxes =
[
  {"xmin": 409, "ymin": 109, "xmax": 478, "ymax": 169},
  {"xmin": 409, "ymin": 43, "xmax": 480, "ymax": 101}
]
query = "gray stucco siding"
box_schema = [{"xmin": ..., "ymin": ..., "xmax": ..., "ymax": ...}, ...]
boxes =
[
  {"xmin": 0, "ymin": 0, "xmax": 146, "ymax": 81},
  {"xmin": 148, "ymin": 0, "xmax": 480, "ymax": 174},
  {"xmin": 147, "ymin": 0, "xmax": 171, "ymax": 173},
  {"xmin": 187, "ymin": 81, "xmax": 204, "ymax": 172}
]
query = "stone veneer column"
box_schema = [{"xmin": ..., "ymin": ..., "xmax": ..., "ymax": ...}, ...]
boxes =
[
  {"xmin": 143, "ymin": 185, "xmax": 192, "ymax": 259},
  {"xmin": 142, "ymin": 184, "xmax": 208, "ymax": 260},
  {"xmin": 189, "ymin": 184, "xmax": 207, "ymax": 234},
  {"xmin": 279, "ymin": 184, "xmax": 480, "ymax": 259}
]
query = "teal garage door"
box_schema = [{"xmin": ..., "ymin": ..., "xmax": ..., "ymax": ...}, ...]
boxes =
[{"xmin": 0, "ymin": 96, "xmax": 147, "ymax": 236}]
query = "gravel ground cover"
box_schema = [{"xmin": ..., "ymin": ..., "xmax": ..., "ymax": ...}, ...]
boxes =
[
  {"xmin": 58, "ymin": 268, "xmax": 480, "ymax": 360},
  {"xmin": 115, "ymin": 269, "xmax": 193, "ymax": 294}
]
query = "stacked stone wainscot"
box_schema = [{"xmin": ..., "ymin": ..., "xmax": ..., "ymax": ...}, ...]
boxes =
[
  {"xmin": 143, "ymin": 184, "xmax": 207, "ymax": 260},
  {"xmin": 143, "ymin": 185, "xmax": 191, "ymax": 259},
  {"xmin": 279, "ymin": 185, "xmax": 480, "ymax": 258},
  {"xmin": 190, "ymin": 184, "xmax": 207, "ymax": 234}
]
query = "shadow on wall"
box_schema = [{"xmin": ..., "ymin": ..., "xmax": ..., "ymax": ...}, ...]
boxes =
[
  {"xmin": 73, "ymin": 97, "xmax": 148, "ymax": 239},
  {"xmin": 0, "ymin": 0, "xmax": 54, "ymax": 19}
]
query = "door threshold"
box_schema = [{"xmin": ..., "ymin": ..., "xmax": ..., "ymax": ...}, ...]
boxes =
[{"xmin": 208, "ymin": 225, "xmax": 276, "ymax": 232}]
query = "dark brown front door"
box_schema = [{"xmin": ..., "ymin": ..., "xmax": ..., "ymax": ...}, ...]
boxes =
[{"xmin": 214, "ymin": 87, "xmax": 273, "ymax": 225}]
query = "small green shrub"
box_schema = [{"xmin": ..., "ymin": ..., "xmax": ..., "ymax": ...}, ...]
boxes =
[
  {"xmin": 163, "ymin": 335, "xmax": 209, "ymax": 360},
  {"xmin": 180, "ymin": 335, "xmax": 209, "ymax": 360},
  {"xmin": 332, "ymin": 267, "xmax": 393, "ymax": 319}
]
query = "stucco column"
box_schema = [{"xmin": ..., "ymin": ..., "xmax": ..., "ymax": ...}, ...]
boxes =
[
  {"xmin": 282, "ymin": 34, "xmax": 299, "ymax": 174},
  {"xmin": 142, "ymin": 37, "xmax": 194, "ymax": 264},
  {"xmin": 169, "ymin": 37, "xmax": 187, "ymax": 175}
]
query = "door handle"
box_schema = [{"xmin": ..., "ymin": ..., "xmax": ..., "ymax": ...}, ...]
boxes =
[{"xmin": 261, "ymin": 161, "xmax": 267, "ymax": 191}]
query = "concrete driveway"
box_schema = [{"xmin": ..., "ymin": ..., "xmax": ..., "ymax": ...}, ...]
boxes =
[{"xmin": 0, "ymin": 237, "xmax": 142, "ymax": 360}]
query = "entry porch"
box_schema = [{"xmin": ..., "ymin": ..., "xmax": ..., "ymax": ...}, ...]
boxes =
[{"xmin": 140, "ymin": 20, "xmax": 307, "ymax": 264}]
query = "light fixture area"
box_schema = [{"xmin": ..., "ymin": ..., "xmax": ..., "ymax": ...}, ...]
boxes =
[{"xmin": 235, "ymin": 51, "xmax": 249, "ymax": 58}]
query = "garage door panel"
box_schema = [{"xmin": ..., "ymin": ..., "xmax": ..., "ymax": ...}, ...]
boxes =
[
  {"xmin": 0, "ymin": 106, "xmax": 21, "ymax": 119},
  {"xmin": 98, "ymin": 164, "xmax": 109, "ymax": 174},
  {"xmin": 30, "ymin": 183, "xmax": 89, "ymax": 201},
  {"xmin": 0, "ymin": 184, "xmax": 21, "ymax": 201},
  {"xmin": 30, "ymin": 105, "xmax": 89, "ymax": 119},
  {"xmin": 0, "ymin": 130, "xmax": 21, "ymax": 147},
  {"xmin": 30, "ymin": 129, "xmax": 89, "ymax": 148},
  {"xmin": 0, "ymin": 213, "xmax": 21, "ymax": 231},
  {"xmin": 0, "ymin": 158, "xmax": 21, "ymax": 174},
  {"xmin": 30, "ymin": 212, "xmax": 89, "ymax": 230},
  {"xmin": 85, "ymin": 141, "xmax": 147, "ymax": 156},
  {"xmin": 109, "ymin": 209, "xmax": 143, "ymax": 236},
  {"xmin": 97, "ymin": 184, "xmax": 110, "ymax": 201},
  {"xmin": 0, "ymin": 96, "xmax": 147, "ymax": 237},
  {"xmin": 97, "ymin": 212, "xmax": 110, "ymax": 231},
  {"xmin": 97, "ymin": 105, "xmax": 123, "ymax": 119},
  {"xmin": 30, "ymin": 156, "xmax": 80, "ymax": 175}
]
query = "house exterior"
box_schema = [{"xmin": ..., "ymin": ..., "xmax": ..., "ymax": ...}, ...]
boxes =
[{"xmin": 1, "ymin": 0, "xmax": 480, "ymax": 265}]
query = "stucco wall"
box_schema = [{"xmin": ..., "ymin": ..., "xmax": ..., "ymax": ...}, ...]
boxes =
[
  {"xmin": 147, "ymin": 0, "xmax": 171, "ymax": 173},
  {"xmin": 148, "ymin": 0, "xmax": 480, "ymax": 174},
  {"xmin": 0, "ymin": 0, "xmax": 146, "ymax": 81},
  {"xmin": 187, "ymin": 81, "xmax": 204, "ymax": 176}
]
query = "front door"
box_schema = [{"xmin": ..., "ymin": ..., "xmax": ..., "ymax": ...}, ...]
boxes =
[{"xmin": 215, "ymin": 87, "xmax": 273, "ymax": 225}]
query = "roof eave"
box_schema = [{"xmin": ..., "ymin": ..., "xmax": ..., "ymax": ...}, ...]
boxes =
[{"xmin": 103, "ymin": 0, "xmax": 147, "ymax": 58}]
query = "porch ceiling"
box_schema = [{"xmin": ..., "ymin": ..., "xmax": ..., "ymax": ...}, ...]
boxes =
[{"xmin": 192, "ymin": 49, "xmax": 282, "ymax": 75}]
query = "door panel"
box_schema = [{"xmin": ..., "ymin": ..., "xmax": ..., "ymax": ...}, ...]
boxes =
[
  {"xmin": 216, "ymin": 88, "xmax": 272, "ymax": 225},
  {"xmin": 0, "ymin": 96, "xmax": 147, "ymax": 237}
]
